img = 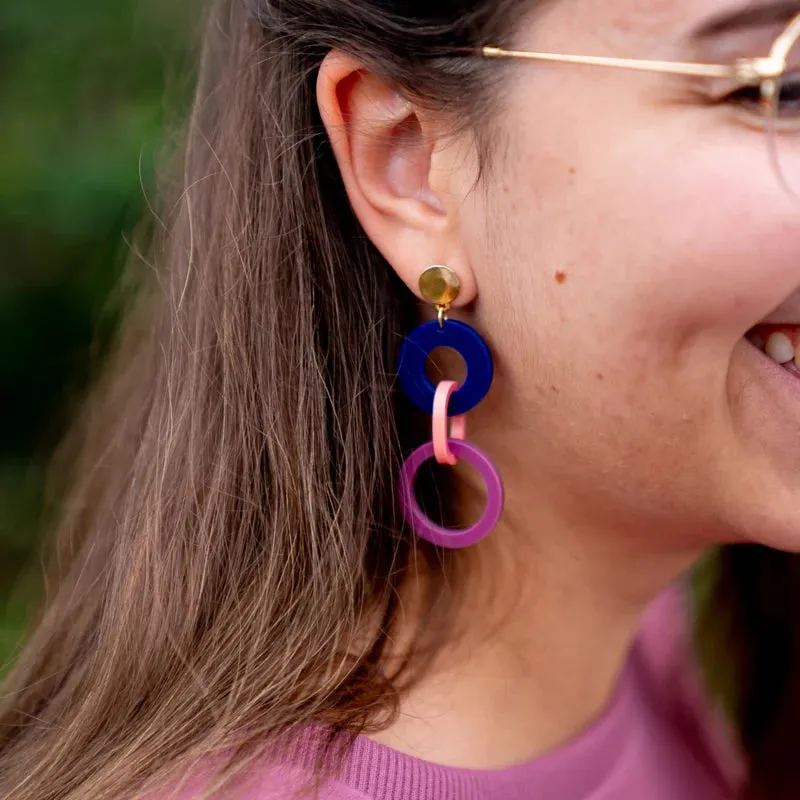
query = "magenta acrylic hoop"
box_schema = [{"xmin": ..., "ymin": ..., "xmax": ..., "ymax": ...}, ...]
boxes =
[{"xmin": 398, "ymin": 440, "xmax": 505, "ymax": 549}]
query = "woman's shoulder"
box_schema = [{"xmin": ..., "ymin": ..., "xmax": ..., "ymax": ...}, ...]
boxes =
[
  {"xmin": 636, "ymin": 582, "xmax": 745, "ymax": 791},
  {"xmin": 216, "ymin": 764, "xmax": 372, "ymax": 800},
  {"xmin": 148, "ymin": 761, "xmax": 373, "ymax": 800},
  {"xmin": 637, "ymin": 581, "xmax": 697, "ymax": 692}
]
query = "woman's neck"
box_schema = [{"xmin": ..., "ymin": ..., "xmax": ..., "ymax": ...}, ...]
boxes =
[{"xmin": 370, "ymin": 467, "xmax": 705, "ymax": 768}]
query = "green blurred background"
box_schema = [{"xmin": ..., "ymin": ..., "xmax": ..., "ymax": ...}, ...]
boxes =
[{"xmin": 0, "ymin": 0, "xmax": 194, "ymax": 668}]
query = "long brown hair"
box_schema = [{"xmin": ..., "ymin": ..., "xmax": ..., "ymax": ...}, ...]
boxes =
[
  {"xmin": 2, "ymin": 0, "xmax": 800, "ymax": 798},
  {"xmin": 0, "ymin": 0, "xmax": 526, "ymax": 797}
]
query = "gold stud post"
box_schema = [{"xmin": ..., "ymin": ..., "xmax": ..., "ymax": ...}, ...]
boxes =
[{"xmin": 419, "ymin": 265, "xmax": 461, "ymax": 328}]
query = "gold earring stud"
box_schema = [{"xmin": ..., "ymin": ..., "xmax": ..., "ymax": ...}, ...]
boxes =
[{"xmin": 419, "ymin": 265, "xmax": 461, "ymax": 328}]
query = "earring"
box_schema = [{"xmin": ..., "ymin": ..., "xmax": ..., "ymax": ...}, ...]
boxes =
[{"xmin": 396, "ymin": 265, "xmax": 504, "ymax": 548}]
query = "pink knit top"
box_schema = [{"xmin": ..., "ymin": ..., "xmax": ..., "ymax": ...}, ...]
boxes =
[{"xmin": 172, "ymin": 585, "xmax": 744, "ymax": 799}]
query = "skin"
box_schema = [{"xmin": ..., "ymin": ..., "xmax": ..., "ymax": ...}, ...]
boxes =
[{"xmin": 317, "ymin": 0, "xmax": 800, "ymax": 770}]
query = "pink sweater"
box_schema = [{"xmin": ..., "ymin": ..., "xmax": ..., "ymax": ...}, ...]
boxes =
[{"xmin": 173, "ymin": 586, "xmax": 744, "ymax": 799}]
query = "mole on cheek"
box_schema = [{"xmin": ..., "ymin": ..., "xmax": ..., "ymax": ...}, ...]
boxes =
[{"xmin": 555, "ymin": 271, "xmax": 567, "ymax": 284}]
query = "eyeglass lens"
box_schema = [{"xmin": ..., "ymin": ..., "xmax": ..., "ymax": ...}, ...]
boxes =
[{"xmin": 767, "ymin": 26, "xmax": 800, "ymax": 201}]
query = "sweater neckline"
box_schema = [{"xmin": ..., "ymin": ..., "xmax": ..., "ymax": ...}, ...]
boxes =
[{"xmin": 333, "ymin": 644, "xmax": 643, "ymax": 800}]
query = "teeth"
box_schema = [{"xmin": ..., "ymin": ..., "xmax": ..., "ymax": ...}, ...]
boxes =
[{"xmin": 765, "ymin": 331, "xmax": 795, "ymax": 364}]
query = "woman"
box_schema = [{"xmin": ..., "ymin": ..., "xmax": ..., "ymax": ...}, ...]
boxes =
[{"xmin": 2, "ymin": 0, "xmax": 800, "ymax": 796}]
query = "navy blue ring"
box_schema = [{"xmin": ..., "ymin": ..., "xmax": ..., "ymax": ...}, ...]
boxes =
[{"xmin": 397, "ymin": 319, "xmax": 494, "ymax": 415}]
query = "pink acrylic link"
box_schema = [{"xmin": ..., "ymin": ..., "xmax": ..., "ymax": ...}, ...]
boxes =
[{"xmin": 432, "ymin": 380, "xmax": 467, "ymax": 466}]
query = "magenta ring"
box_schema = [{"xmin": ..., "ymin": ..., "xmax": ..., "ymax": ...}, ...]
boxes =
[{"xmin": 398, "ymin": 440, "xmax": 504, "ymax": 549}]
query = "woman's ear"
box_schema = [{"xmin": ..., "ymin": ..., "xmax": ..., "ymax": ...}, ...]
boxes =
[{"xmin": 316, "ymin": 50, "xmax": 477, "ymax": 305}]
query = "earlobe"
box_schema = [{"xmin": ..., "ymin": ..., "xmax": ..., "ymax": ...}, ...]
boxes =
[{"xmin": 316, "ymin": 50, "xmax": 477, "ymax": 306}]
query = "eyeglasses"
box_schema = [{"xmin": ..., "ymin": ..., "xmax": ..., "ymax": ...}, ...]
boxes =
[{"xmin": 481, "ymin": 11, "xmax": 800, "ymax": 198}]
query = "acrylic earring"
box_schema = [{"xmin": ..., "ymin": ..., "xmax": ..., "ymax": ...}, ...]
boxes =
[{"xmin": 396, "ymin": 265, "xmax": 504, "ymax": 549}]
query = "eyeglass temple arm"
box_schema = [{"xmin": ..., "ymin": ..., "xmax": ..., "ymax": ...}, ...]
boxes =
[
  {"xmin": 481, "ymin": 47, "xmax": 758, "ymax": 81},
  {"xmin": 482, "ymin": 10, "xmax": 800, "ymax": 83},
  {"xmin": 773, "ymin": 14, "xmax": 800, "ymax": 62}
]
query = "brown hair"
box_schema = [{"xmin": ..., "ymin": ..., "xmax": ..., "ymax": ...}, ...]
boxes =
[
  {"xmin": 2, "ymin": 0, "xmax": 800, "ymax": 798},
  {"xmin": 0, "ymin": 0, "xmax": 526, "ymax": 797}
]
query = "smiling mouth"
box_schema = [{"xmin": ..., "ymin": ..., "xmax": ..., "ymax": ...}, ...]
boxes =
[{"xmin": 746, "ymin": 325, "xmax": 800, "ymax": 376}]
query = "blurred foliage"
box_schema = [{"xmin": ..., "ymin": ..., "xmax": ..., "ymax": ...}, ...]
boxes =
[{"xmin": 0, "ymin": 0, "xmax": 195, "ymax": 668}]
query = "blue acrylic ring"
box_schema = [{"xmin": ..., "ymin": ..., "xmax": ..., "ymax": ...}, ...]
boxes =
[{"xmin": 397, "ymin": 319, "xmax": 493, "ymax": 415}]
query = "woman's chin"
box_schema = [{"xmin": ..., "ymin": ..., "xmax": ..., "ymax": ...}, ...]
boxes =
[{"xmin": 714, "ymin": 472, "xmax": 800, "ymax": 553}]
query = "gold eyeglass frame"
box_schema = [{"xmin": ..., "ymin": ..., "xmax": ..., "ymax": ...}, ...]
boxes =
[{"xmin": 481, "ymin": 11, "xmax": 800, "ymax": 109}]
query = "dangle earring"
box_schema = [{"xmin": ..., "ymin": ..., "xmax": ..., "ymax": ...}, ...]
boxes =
[{"xmin": 396, "ymin": 265, "xmax": 504, "ymax": 548}]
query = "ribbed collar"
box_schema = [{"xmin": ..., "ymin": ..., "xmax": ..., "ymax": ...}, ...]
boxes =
[{"xmin": 288, "ymin": 648, "xmax": 641, "ymax": 800}]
